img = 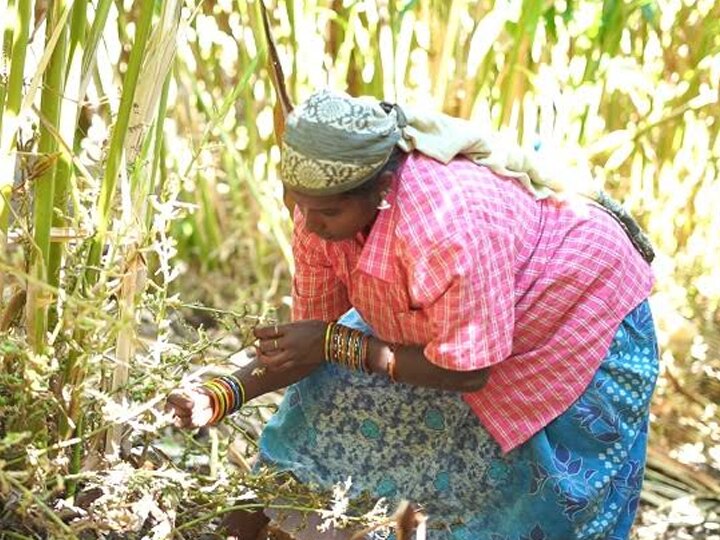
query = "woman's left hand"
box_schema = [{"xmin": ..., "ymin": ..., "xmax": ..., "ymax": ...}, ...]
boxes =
[{"xmin": 254, "ymin": 320, "xmax": 328, "ymax": 372}]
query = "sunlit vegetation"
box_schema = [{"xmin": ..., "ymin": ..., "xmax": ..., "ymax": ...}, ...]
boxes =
[{"xmin": 0, "ymin": 0, "xmax": 718, "ymax": 537}]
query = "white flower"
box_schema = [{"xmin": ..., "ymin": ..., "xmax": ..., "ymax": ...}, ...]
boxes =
[{"xmin": 317, "ymin": 476, "xmax": 353, "ymax": 532}]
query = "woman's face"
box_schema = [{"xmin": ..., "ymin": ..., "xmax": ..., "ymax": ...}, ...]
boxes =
[{"xmin": 289, "ymin": 184, "xmax": 385, "ymax": 241}]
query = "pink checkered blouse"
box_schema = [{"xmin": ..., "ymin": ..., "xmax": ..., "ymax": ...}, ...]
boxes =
[{"xmin": 291, "ymin": 153, "xmax": 654, "ymax": 452}]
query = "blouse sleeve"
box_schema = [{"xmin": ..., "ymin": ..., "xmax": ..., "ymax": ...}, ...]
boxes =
[
  {"xmin": 406, "ymin": 227, "xmax": 515, "ymax": 371},
  {"xmin": 291, "ymin": 209, "xmax": 351, "ymax": 322}
]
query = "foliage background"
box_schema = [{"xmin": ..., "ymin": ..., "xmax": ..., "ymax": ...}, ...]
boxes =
[{"xmin": 0, "ymin": 0, "xmax": 718, "ymax": 537}]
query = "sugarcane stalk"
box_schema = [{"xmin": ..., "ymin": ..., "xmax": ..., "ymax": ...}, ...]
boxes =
[
  {"xmin": 77, "ymin": 0, "xmax": 112, "ymax": 108},
  {"xmin": 498, "ymin": 0, "xmax": 543, "ymax": 131},
  {"xmin": 45, "ymin": 0, "xmax": 89, "ymax": 486},
  {"xmin": 84, "ymin": 0, "xmax": 155, "ymax": 287},
  {"xmin": 432, "ymin": 0, "xmax": 466, "ymax": 111},
  {"xmin": 0, "ymin": 0, "xmax": 30, "ymax": 305},
  {"xmin": 0, "ymin": 0, "xmax": 16, "ymax": 136},
  {"xmin": 144, "ymin": 71, "xmax": 171, "ymax": 229},
  {"xmin": 59, "ymin": 0, "xmax": 113, "ymax": 446},
  {"xmin": 104, "ymin": 250, "xmax": 146, "ymax": 459},
  {"xmin": 48, "ymin": 0, "xmax": 87, "ymax": 295},
  {"xmin": 258, "ymin": 0, "xmax": 294, "ymax": 212},
  {"xmin": 26, "ymin": 0, "xmax": 70, "ymax": 351},
  {"xmin": 104, "ymin": 0, "xmax": 181, "ymax": 459}
]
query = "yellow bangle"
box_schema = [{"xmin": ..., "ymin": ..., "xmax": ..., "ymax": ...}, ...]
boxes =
[
  {"xmin": 214, "ymin": 378, "xmax": 236, "ymax": 413},
  {"xmin": 204, "ymin": 381, "xmax": 228, "ymax": 423},
  {"xmin": 324, "ymin": 322, "xmax": 335, "ymax": 361}
]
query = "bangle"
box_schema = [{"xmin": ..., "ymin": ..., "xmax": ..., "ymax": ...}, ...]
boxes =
[
  {"xmin": 215, "ymin": 378, "xmax": 238, "ymax": 413},
  {"xmin": 211, "ymin": 380, "xmax": 231, "ymax": 415},
  {"xmin": 202, "ymin": 375, "xmax": 247, "ymax": 423},
  {"xmin": 203, "ymin": 381, "xmax": 227, "ymax": 424},
  {"xmin": 216, "ymin": 376, "xmax": 238, "ymax": 413},
  {"xmin": 201, "ymin": 375, "xmax": 247, "ymax": 423},
  {"xmin": 361, "ymin": 336, "xmax": 371, "ymax": 373},
  {"xmin": 324, "ymin": 322, "xmax": 371, "ymax": 373},
  {"xmin": 224, "ymin": 374, "xmax": 246, "ymax": 414},
  {"xmin": 202, "ymin": 385, "xmax": 221, "ymax": 423},
  {"xmin": 386, "ymin": 345, "xmax": 398, "ymax": 383},
  {"xmin": 324, "ymin": 322, "xmax": 335, "ymax": 361}
]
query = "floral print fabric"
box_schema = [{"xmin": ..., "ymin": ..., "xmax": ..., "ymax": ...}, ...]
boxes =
[{"xmin": 258, "ymin": 301, "xmax": 658, "ymax": 540}]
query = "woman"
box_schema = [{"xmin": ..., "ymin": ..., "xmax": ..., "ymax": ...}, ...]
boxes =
[{"xmin": 167, "ymin": 89, "xmax": 659, "ymax": 540}]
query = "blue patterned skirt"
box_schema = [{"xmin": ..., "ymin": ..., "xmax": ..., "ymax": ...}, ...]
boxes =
[{"xmin": 258, "ymin": 301, "xmax": 659, "ymax": 540}]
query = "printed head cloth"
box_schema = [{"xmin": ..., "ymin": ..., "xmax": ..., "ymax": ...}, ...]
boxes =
[
  {"xmin": 281, "ymin": 89, "xmax": 403, "ymax": 195},
  {"xmin": 279, "ymin": 88, "xmax": 581, "ymax": 199}
]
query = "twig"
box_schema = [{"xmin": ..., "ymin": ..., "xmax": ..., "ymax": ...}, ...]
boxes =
[
  {"xmin": 664, "ymin": 365, "xmax": 713, "ymax": 409},
  {"xmin": 350, "ymin": 516, "xmax": 396, "ymax": 539},
  {"xmin": 4, "ymin": 475, "xmax": 75, "ymax": 537},
  {"xmin": 2, "ymin": 532, "xmax": 38, "ymax": 540},
  {"xmin": 174, "ymin": 502, "xmax": 362, "ymax": 534},
  {"xmin": 4, "ymin": 393, "xmax": 174, "ymax": 468}
]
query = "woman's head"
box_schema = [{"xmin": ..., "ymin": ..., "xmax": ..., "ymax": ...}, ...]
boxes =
[
  {"xmin": 288, "ymin": 147, "xmax": 405, "ymax": 241},
  {"xmin": 280, "ymin": 89, "xmax": 407, "ymax": 240}
]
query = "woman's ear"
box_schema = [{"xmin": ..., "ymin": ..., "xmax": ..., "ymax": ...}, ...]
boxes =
[
  {"xmin": 377, "ymin": 171, "xmax": 394, "ymax": 197},
  {"xmin": 375, "ymin": 171, "xmax": 394, "ymax": 210}
]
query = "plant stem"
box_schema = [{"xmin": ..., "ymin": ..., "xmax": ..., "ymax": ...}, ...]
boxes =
[
  {"xmin": 4, "ymin": 474, "xmax": 76, "ymax": 537},
  {"xmin": 0, "ymin": 0, "xmax": 30, "ymax": 302},
  {"xmin": 173, "ymin": 502, "xmax": 337, "ymax": 534},
  {"xmin": 0, "ymin": 0, "xmax": 16, "ymax": 135},
  {"xmin": 27, "ymin": 0, "xmax": 70, "ymax": 351},
  {"xmin": 85, "ymin": 0, "xmax": 155, "ymax": 286},
  {"xmin": 49, "ymin": 0, "xmax": 88, "ymax": 300}
]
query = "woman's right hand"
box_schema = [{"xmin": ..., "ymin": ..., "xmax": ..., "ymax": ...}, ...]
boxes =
[{"xmin": 165, "ymin": 387, "xmax": 214, "ymax": 429}]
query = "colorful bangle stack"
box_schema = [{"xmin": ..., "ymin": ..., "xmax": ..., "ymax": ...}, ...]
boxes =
[
  {"xmin": 201, "ymin": 374, "xmax": 246, "ymax": 424},
  {"xmin": 324, "ymin": 322, "xmax": 371, "ymax": 373}
]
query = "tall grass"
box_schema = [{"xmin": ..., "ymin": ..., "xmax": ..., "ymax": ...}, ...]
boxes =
[
  {"xmin": 0, "ymin": 0, "xmax": 717, "ymax": 537},
  {"xmin": 0, "ymin": 0, "xmax": 30, "ymax": 302}
]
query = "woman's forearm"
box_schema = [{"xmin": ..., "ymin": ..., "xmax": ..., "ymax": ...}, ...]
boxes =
[
  {"xmin": 231, "ymin": 333, "xmax": 488, "ymax": 405},
  {"xmin": 234, "ymin": 356, "xmax": 318, "ymax": 402},
  {"xmin": 366, "ymin": 338, "xmax": 488, "ymax": 393}
]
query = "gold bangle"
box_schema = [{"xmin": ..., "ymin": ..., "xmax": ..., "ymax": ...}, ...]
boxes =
[
  {"xmin": 324, "ymin": 322, "xmax": 335, "ymax": 361},
  {"xmin": 361, "ymin": 335, "xmax": 371, "ymax": 373}
]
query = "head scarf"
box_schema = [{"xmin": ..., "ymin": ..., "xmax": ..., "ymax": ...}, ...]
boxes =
[
  {"xmin": 280, "ymin": 88, "xmax": 588, "ymax": 199},
  {"xmin": 280, "ymin": 89, "xmax": 654, "ymax": 261},
  {"xmin": 280, "ymin": 89, "xmax": 403, "ymax": 195}
]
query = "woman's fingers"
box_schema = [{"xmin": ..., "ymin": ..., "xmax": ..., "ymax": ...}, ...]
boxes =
[
  {"xmin": 166, "ymin": 390, "xmax": 194, "ymax": 414},
  {"xmin": 174, "ymin": 414, "xmax": 192, "ymax": 429},
  {"xmin": 253, "ymin": 323, "xmax": 284, "ymax": 340},
  {"xmin": 254, "ymin": 323, "xmax": 288, "ymax": 356},
  {"xmin": 258, "ymin": 348, "xmax": 293, "ymax": 371},
  {"xmin": 256, "ymin": 335, "xmax": 286, "ymax": 355},
  {"xmin": 166, "ymin": 388, "xmax": 213, "ymax": 429}
]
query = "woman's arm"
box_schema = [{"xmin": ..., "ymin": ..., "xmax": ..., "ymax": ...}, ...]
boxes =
[
  {"xmin": 367, "ymin": 338, "xmax": 489, "ymax": 393},
  {"xmin": 253, "ymin": 320, "xmax": 489, "ymax": 393},
  {"xmin": 236, "ymin": 354, "xmax": 319, "ymax": 401},
  {"xmin": 166, "ymin": 353, "xmax": 318, "ymax": 429},
  {"xmin": 167, "ymin": 320, "xmax": 489, "ymax": 428}
]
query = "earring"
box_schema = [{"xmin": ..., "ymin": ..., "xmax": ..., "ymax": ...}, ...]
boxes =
[{"xmin": 377, "ymin": 190, "xmax": 391, "ymax": 210}]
